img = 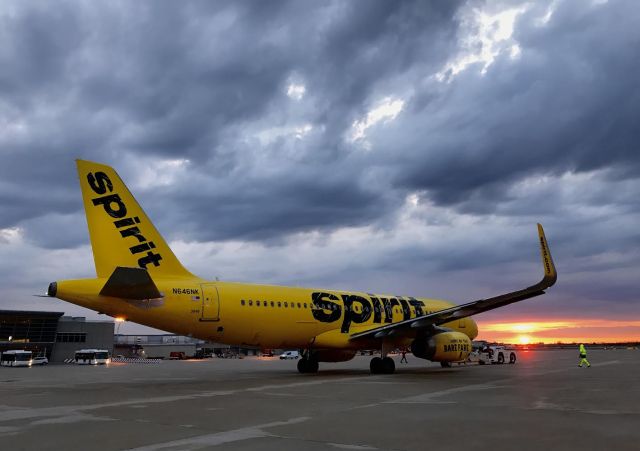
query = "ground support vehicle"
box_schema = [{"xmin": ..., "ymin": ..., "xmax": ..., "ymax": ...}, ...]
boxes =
[
  {"xmin": 169, "ymin": 352, "xmax": 187, "ymax": 360},
  {"xmin": 468, "ymin": 346, "xmax": 517, "ymax": 365},
  {"xmin": 32, "ymin": 356, "xmax": 49, "ymax": 365},
  {"xmin": 75, "ymin": 349, "xmax": 110, "ymax": 365},
  {"xmin": 467, "ymin": 346, "xmax": 518, "ymax": 365},
  {"xmin": 280, "ymin": 351, "xmax": 299, "ymax": 360},
  {"xmin": 0, "ymin": 350, "xmax": 33, "ymax": 367}
]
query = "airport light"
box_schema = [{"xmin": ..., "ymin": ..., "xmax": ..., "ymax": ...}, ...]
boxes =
[{"xmin": 115, "ymin": 317, "xmax": 126, "ymax": 335}]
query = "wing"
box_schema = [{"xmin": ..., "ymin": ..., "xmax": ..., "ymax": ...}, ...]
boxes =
[{"xmin": 349, "ymin": 223, "xmax": 557, "ymax": 342}]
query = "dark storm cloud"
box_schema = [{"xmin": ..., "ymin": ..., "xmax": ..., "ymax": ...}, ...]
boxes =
[
  {"xmin": 0, "ymin": 0, "xmax": 463, "ymax": 244},
  {"xmin": 390, "ymin": 0, "xmax": 640, "ymax": 207},
  {"xmin": 1, "ymin": 0, "xmax": 640, "ymax": 326}
]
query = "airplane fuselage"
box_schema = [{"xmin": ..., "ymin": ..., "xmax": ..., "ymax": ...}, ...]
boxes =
[{"xmin": 54, "ymin": 278, "xmax": 478, "ymax": 349}]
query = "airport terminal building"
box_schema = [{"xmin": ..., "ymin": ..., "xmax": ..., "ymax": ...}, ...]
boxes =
[
  {"xmin": 1, "ymin": 309, "xmax": 260, "ymax": 362},
  {"xmin": 0, "ymin": 309, "xmax": 114, "ymax": 362}
]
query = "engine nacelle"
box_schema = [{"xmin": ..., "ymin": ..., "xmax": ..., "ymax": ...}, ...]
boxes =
[{"xmin": 411, "ymin": 332, "xmax": 471, "ymax": 362}]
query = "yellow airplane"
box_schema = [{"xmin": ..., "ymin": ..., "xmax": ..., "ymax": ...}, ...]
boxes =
[{"xmin": 47, "ymin": 160, "xmax": 557, "ymax": 374}]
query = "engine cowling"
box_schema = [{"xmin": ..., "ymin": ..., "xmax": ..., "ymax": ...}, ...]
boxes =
[{"xmin": 411, "ymin": 332, "xmax": 471, "ymax": 363}]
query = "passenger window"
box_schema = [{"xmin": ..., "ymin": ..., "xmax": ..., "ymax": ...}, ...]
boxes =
[
  {"xmin": 249, "ymin": 300, "xmax": 253, "ymax": 306},
  {"xmin": 297, "ymin": 303, "xmax": 301, "ymax": 308},
  {"xmin": 271, "ymin": 301, "xmax": 274, "ymax": 307},
  {"xmin": 304, "ymin": 303, "xmax": 307, "ymax": 308},
  {"xmin": 278, "ymin": 302, "xmax": 281, "ymax": 307},
  {"xmin": 241, "ymin": 300, "xmax": 245, "ymax": 306},
  {"xmin": 256, "ymin": 300, "xmax": 261, "ymax": 306}
]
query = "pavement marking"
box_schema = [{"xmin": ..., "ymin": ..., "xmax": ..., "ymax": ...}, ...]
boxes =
[
  {"xmin": 328, "ymin": 443, "xmax": 379, "ymax": 450},
  {"xmin": 31, "ymin": 413, "xmax": 116, "ymax": 425},
  {"xmin": 519, "ymin": 359, "xmax": 621, "ymax": 378},
  {"xmin": 0, "ymin": 426, "xmax": 21, "ymax": 437},
  {"xmin": 1, "ymin": 358, "xmax": 628, "ymax": 443},
  {"xmin": 376, "ymin": 360, "xmax": 624, "ymax": 406},
  {"xmin": 0, "ymin": 376, "xmax": 370, "ymax": 424},
  {"xmin": 385, "ymin": 383, "xmax": 498, "ymax": 404},
  {"xmin": 531, "ymin": 398, "xmax": 639, "ymax": 416},
  {"xmin": 123, "ymin": 416, "xmax": 311, "ymax": 451},
  {"xmin": 587, "ymin": 360, "xmax": 620, "ymax": 367},
  {"xmin": 342, "ymin": 381, "xmax": 416, "ymax": 386},
  {"xmin": 347, "ymin": 403, "xmax": 380, "ymax": 411},
  {"xmin": 261, "ymin": 391, "xmax": 297, "ymax": 397}
]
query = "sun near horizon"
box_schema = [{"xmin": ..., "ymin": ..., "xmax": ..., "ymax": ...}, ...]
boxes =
[{"xmin": 476, "ymin": 319, "xmax": 640, "ymax": 344}]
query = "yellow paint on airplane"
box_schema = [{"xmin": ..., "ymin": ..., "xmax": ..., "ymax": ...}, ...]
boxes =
[{"xmin": 48, "ymin": 160, "xmax": 556, "ymax": 374}]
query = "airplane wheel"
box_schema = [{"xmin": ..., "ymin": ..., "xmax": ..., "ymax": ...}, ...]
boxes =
[
  {"xmin": 370, "ymin": 357, "xmax": 383, "ymax": 374},
  {"xmin": 509, "ymin": 353, "xmax": 516, "ymax": 364},
  {"xmin": 382, "ymin": 357, "xmax": 395, "ymax": 374},
  {"xmin": 498, "ymin": 353, "xmax": 505, "ymax": 364},
  {"xmin": 297, "ymin": 358, "xmax": 319, "ymax": 373},
  {"xmin": 440, "ymin": 361, "xmax": 452, "ymax": 368}
]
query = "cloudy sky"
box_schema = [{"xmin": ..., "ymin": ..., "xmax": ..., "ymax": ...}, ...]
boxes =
[{"xmin": 1, "ymin": 0, "xmax": 639, "ymax": 342}]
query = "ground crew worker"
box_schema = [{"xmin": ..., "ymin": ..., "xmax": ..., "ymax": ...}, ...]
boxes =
[
  {"xmin": 578, "ymin": 344, "xmax": 590, "ymax": 367},
  {"xmin": 400, "ymin": 348, "xmax": 408, "ymax": 364}
]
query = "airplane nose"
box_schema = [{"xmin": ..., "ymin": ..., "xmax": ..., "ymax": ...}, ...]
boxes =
[{"xmin": 47, "ymin": 282, "xmax": 57, "ymax": 297}]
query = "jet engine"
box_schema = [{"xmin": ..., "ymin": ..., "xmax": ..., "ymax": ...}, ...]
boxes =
[{"xmin": 410, "ymin": 331, "xmax": 471, "ymax": 363}]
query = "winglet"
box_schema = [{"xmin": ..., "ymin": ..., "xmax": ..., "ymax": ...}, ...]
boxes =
[{"xmin": 537, "ymin": 223, "xmax": 557, "ymax": 287}]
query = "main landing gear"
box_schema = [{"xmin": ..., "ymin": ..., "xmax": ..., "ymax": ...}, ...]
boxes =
[
  {"xmin": 370, "ymin": 340, "xmax": 396, "ymax": 374},
  {"xmin": 297, "ymin": 351, "xmax": 319, "ymax": 373},
  {"xmin": 370, "ymin": 356, "xmax": 395, "ymax": 374}
]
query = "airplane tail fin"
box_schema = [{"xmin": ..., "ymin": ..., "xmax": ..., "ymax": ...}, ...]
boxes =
[{"xmin": 76, "ymin": 159, "xmax": 195, "ymax": 279}]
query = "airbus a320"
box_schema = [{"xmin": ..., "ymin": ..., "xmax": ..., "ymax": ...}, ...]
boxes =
[{"xmin": 47, "ymin": 160, "xmax": 557, "ymax": 374}]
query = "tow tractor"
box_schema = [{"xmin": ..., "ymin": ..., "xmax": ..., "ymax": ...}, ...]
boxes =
[{"xmin": 468, "ymin": 342, "xmax": 517, "ymax": 365}]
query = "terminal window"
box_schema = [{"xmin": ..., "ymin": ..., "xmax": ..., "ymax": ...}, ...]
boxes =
[{"xmin": 56, "ymin": 333, "xmax": 87, "ymax": 343}]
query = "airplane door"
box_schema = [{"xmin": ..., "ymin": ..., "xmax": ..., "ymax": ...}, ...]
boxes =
[{"xmin": 200, "ymin": 284, "xmax": 220, "ymax": 321}]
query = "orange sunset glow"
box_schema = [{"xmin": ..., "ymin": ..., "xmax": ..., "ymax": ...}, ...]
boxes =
[{"xmin": 476, "ymin": 319, "xmax": 640, "ymax": 344}]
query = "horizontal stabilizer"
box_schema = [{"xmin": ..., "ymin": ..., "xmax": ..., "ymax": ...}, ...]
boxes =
[{"xmin": 100, "ymin": 267, "xmax": 162, "ymax": 300}]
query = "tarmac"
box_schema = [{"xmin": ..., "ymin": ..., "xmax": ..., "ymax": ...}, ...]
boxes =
[{"xmin": 1, "ymin": 349, "xmax": 638, "ymax": 450}]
